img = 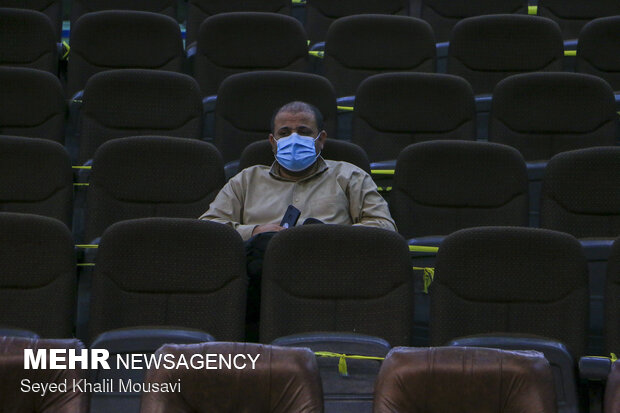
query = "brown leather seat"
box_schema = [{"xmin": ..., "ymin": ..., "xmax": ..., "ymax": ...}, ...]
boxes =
[
  {"xmin": 140, "ymin": 342, "xmax": 323, "ymax": 412},
  {"xmin": 605, "ymin": 361, "xmax": 620, "ymax": 413},
  {"xmin": 374, "ymin": 347, "xmax": 556, "ymax": 413},
  {"xmin": 0, "ymin": 336, "xmax": 88, "ymax": 413}
]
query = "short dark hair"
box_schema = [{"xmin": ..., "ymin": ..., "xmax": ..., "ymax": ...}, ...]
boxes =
[{"xmin": 270, "ymin": 101, "xmax": 324, "ymax": 133}]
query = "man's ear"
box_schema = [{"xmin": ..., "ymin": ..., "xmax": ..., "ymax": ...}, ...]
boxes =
[
  {"xmin": 317, "ymin": 130, "xmax": 327, "ymax": 149},
  {"xmin": 268, "ymin": 134, "xmax": 277, "ymax": 154}
]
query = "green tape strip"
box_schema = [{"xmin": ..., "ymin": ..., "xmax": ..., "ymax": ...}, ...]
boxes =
[
  {"xmin": 564, "ymin": 50, "xmax": 577, "ymax": 57},
  {"xmin": 528, "ymin": 5, "xmax": 537, "ymax": 15},
  {"xmin": 75, "ymin": 244, "xmax": 98, "ymax": 249},
  {"xmin": 73, "ymin": 183, "xmax": 89, "ymax": 186},
  {"xmin": 72, "ymin": 166, "xmax": 92, "ymax": 170},
  {"xmin": 371, "ymin": 170, "xmax": 395, "ymax": 175},
  {"xmin": 308, "ymin": 50, "xmax": 324, "ymax": 58},
  {"xmin": 409, "ymin": 245, "xmax": 439, "ymax": 253},
  {"xmin": 412, "ymin": 267, "xmax": 435, "ymax": 293},
  {"xmin": 62, "ymin": 41, "xmax": 70, "ymax": 60},
  {"xmin": 315, "ymin": 351, "xmax": 385, "ymax": 376},
  {"xmin": 337, "ymin": 106, "xmax": 354, "ymax": 112}
]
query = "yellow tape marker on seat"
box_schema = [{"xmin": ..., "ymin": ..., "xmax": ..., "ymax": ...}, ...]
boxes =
[
  {"xmin": 587, "ymin": 354, "xmax": 618, "ymax": 363},
  {"xmin": 315, "ymin": 351, "xmax": 385, "ymax": 376},
  {"xmin": 564, "ymin": 50, "xmax": 577, "ymax": 57},
  {"xmin": 73, "ymin": 183, "xmax": 89, "ymax": 186},
  {"xmin": 72, "ymin": 166, "xmax": 92, "ymax": 170},
  {"xmin": 528, "ymin": 5, "xmax": 537, "ymax": 15},
  {"xmin": 75, "ymin": 244, "xmax": 98, "ymax": 249},
  {"xmin": 62, "ymin": 41, "xmax": 70, "ymax": 60},
  {"xmin": 413, "ymin": 267, "xmax": 435, "ymax": 293},
  {"xmin": 308, "ymin": 50, "xmax": 324, "ymax": 58},
  {"xmin": 337, "ymin": 106, "xmax": 354, "ymax": 112},
  {"xmin": 409, "ymin": 245, "xmax": 439, "ymax": 253},
  {"xmin": 371, "ymin": 170, "xmax": 395, "ymax": 175}
]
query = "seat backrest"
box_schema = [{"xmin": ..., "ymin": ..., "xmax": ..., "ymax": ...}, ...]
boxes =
[
  {"xmin": 352, "ymin": 73, "xmax": 475, "ymax": 162},
  {"xmin": 430, "ymin": 226, "xmax": 589, "ymax": 357},
  {"xmin": 67, "ymin": 10, "xmax": 184, "ymax": 97},
  {"xmin": 0, "ymin": 0, "xmax": 62, "ymax": 39},
  {"xmin": 537, "ymin": 0, "xmax": 620, "ymax": 40},
  {"xmin": 576, "ymin": 16, "xmax": 620, "ymax": 91},
  {"xmin": 140, "ymin": 342, "xmax": 323, "ymax": 413},
  {"xmin": 186, "ymin": 0, "xmax": 291, "ymax": 47},
  {"xmin": 489, "ymin": 72, "xmax": 617, "ymax": 161},
  {"xmin": 215, "ymin": 71, "xmax": 337, "ymax": 163},
  {"xmin": 391, "ymin": 141, "xmax": 528, "ymax": 239},
  {"xmin": 87, "ymin": 218, "xmax": 247, "ymax": 343},
  {"xmin": 194, "ymin": 12, "xmax": 308, "ymax": 96},
  {"xmin": 78, "ymin": 69, "xmax": 202, "ymax": 164},
  {"xmin": 605, "ymin": 237, "xmax": 620, "ymax": 355},
  {"xmin": 324, "ymin": 15, "xmax": 435, "ymax": 97},
  {"xmin": 412, "ymin": 0, "xmax": 527, "ymax": 43},
  {"xmin": 0, "ymin": 7, "xmax": 58, "ymax": 74},
  {"xmin": 70, "ymin": 0, "xmax": 177, "ymax": 28},
  {"xmin": 447, "ymin": 14, "xmax": 563, "ymax": 95},
  {"xmin": 540, "ymin": 147, "xmax": 620, "ymax": 238},
  {"xmin": 0, "ymin": 213, "xmax": 76, "ymax": 337},
  {"xmin": 260, "ymin": 225, "xmax": 413, "ymax": 345},
  {"xmin": 305, "ymin": 0, "xmax": 408, "ymax": 45},
  {"xmin": 374, "ymin": 346, "xmax": 556, "ymax": 413},
  {"xmin": 85, "ymin": 136, "xmax": 224, "ymax": 241},
  {"xmin": 0, "ymin": 67, "xmax": 65, "ymax": 143},
  {"xmin": 0, "ymin": 136, "xmax": 72, "ymax": 227},
  {"xmin": 0, "ymin": 337, "xmax": 88, "ymax": 413},
  {"xmin": 238, "ymin": 139, "xmax": 371, "ymax": 173}
]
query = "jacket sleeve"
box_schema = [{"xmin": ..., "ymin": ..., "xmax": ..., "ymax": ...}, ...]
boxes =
[
  {"xmin": 348, "ymin": 170, "xmax": 398, "ymax": 232},
  {"xmin": 198, "ymin": 176, "xmax": 256, "ymax": 241}
]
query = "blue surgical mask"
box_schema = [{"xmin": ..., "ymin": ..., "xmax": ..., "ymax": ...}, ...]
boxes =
[{"xmin": 275, "ymin": 132, "xmax": 321, "ymax": 172}]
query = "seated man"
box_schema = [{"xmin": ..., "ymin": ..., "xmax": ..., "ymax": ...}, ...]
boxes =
[
  {"xmin": 200, "ymin": 101, "xmax": 396, "ymax": 340},
  {"xmin": 200, "ymin": 101, "xmax": 396, "ymax": 237}
]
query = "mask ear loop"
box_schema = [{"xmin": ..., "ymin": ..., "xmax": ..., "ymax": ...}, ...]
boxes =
[{"xmin": 313, "ymin": 133, "xmax": 322, "ymax": 160}]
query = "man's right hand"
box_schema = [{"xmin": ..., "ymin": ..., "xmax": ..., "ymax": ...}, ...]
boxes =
[{"xmin": 252, "ymin": 224, "xmax": 285, "ymax": 236}]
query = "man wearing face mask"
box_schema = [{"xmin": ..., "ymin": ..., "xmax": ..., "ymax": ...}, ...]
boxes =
[
  {"xmin": 200, "ymin": 101, "xmax": 395, "ymax": 340},
  {"xmin": 199, "ymin": 101, "xmax": 396, "ymax": 238}
]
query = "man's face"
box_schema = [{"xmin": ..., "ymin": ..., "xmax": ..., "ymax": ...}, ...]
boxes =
[{"xmin": 269, "ymin": 110, "xmax": 326, "ymax": 155}]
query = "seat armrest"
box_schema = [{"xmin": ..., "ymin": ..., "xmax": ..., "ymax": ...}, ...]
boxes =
[
  {"xmin": 370, "ymin": 160, "xmax": 396, "ymax": 171},
  {"xmin": 90, "ymin": 327, "xmax": 214, "ymax": 353},
  {"xmin": 225, "ymin": 160, "xmax": 240, "ymax": 180},
  {"xmin": 202, "ymin": 95, "xmax": 217, "ymax": 141},
  {"xmin": 272, "ymin": 332, "xmax": 390, "ymax": 356},
  {"xmin": 579, "ymin": 356, "xmax": 612, "ymax": 381},
  {"xmin": 0, "ymin": 329, "xmax": 40, "ymax": 339}
]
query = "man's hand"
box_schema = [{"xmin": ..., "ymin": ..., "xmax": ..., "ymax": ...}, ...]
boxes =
[{"xmin": 252, "ymin": 224, "xmax": 285, "ymax": 236}]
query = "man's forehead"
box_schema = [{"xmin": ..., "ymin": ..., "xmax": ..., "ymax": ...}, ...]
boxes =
[{"xmin": 274, "ymin": 110, "xmax": 317, "ymax": 129}]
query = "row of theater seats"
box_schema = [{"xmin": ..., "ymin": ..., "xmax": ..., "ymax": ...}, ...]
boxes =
[
  {"xmin": 3, "ymin": 6, "xmax": 620, "ymax": 100},
  {"xmin": 1, "ymin": 132, "xmax": 618, "ymax": 242},
  {"xmin": 9, "ymin": 336, "xmax": 613, "ymax": 413},
  {"xmin": 3, "ymin": 0, "xmax": 620, "ymax": 44},
  {"xmin": 1, "ymin": 66, "xmax": 618, "ymax": 167},
  {"xmin": 1, "ymin": 216, "xmax": 620, "ymax": 412}
]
